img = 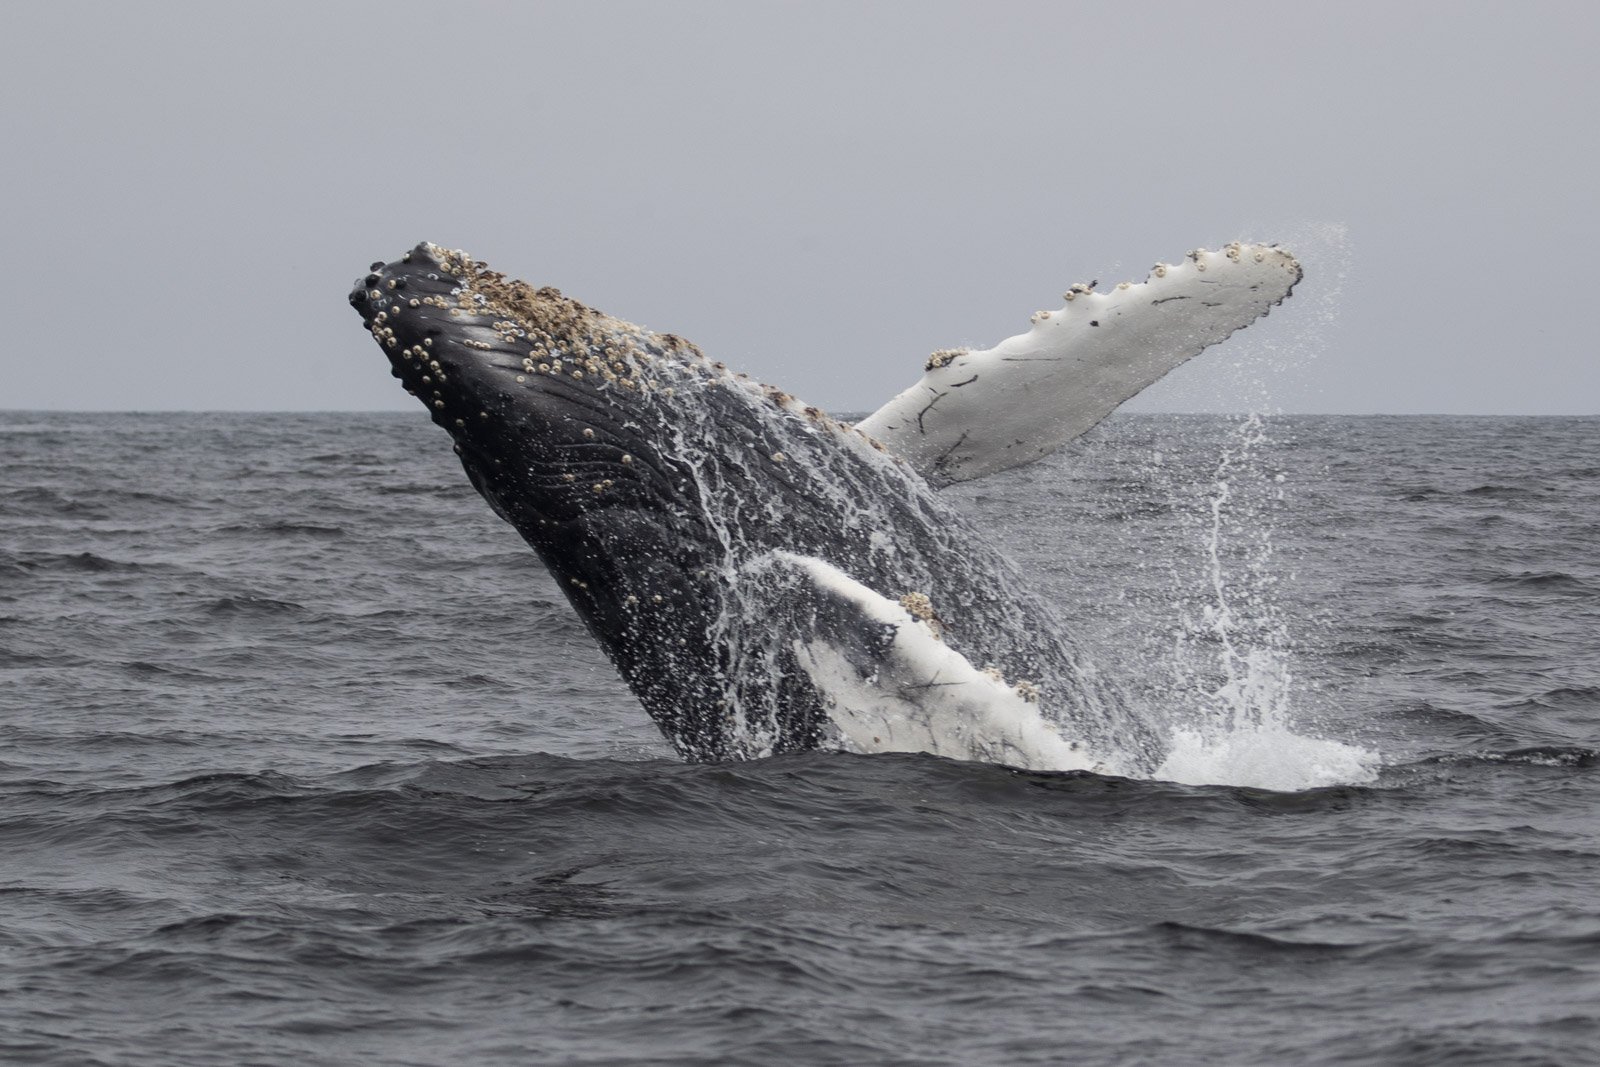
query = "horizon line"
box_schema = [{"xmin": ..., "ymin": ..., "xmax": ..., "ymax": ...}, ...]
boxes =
[{"xmin": 3, "ymin": 408, "xmax": 1598, "ymax": 419}]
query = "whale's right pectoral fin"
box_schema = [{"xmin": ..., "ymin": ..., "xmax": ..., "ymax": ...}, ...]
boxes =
[
  {"xmin": 755, "ymin": 552, "xmax": 1097, "ymax": 772},
  {"xmin": 855, "ymin": 243, "xmax": 1302, "ymax": 486}
]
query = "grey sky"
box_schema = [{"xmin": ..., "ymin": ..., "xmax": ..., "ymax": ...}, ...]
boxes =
[{"xmin": 2, "ymin": 1, "xmax": 1594, "ymax": 414}]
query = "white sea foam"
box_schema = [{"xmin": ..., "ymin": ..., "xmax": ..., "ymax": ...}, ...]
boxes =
[{"xmin": 1155, "ymin": 724, "xmax": 1378, "ymax": 790}]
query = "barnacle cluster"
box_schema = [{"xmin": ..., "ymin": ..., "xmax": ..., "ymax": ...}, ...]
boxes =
[{"xmin": 899, "ymin": 590, "xmax": 943, "ymax": 640}]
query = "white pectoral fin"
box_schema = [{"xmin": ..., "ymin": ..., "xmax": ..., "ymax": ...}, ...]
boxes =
[
  {"xmin": 855, "ymin": 243, "xmax": 1302, "ymax": 485},
  {"xmin": 766, "ymin": 552, "xmax": 1097, "ymax": 772}
]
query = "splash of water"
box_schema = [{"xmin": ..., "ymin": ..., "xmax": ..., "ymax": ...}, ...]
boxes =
[{"xmin": 1152, "ymin": 414, "xmax": 1379, "ymax": 790}]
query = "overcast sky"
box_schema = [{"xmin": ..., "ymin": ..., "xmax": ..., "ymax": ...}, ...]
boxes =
[{"xmin": 2, "ymin": 1, "xmax": 1594, "ymax": 414}]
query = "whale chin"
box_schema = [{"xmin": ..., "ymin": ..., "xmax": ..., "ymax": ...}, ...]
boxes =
[{"xmin": 351, "ymin": 239, "xmax": 1300, "ymax": 770}]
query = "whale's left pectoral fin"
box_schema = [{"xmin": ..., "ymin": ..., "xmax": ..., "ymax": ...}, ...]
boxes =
[
  {"xmin": 755, "ymin": 552, "xmax": 1097, "ymax": 771},
  {"xmin": 855, "ymin": 243, "xmax": 1302, "ymax": 485}
]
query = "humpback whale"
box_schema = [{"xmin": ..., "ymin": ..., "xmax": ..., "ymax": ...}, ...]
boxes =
[{"xmin": 349, "ymin": 242, "xmax": 1300, "ymax": 773}]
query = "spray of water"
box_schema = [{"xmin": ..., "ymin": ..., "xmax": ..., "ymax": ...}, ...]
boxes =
[
  {"xmin": 1100, "ymin": 222, "xmax": 1375, "ymax": 788},
  {"xmin": 1150, "ymin": 412, "xmax": 1378, "ymax": 789}
]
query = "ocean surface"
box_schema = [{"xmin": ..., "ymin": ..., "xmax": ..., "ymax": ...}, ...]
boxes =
[{"xmin": 3, "ymin": 410, "xmax": 1598, "ymax": 1065}]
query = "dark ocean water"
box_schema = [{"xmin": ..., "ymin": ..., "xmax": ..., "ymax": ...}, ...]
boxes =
[{"xmin": 3, "ymin": 411, "xmax": 1599, "ymax": 1066}]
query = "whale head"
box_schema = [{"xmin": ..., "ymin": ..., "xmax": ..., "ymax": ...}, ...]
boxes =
[
  {"xmin": 350, "ymin": 242, "xmax": 758, "ymax": 754},
  {"xmin": 350, "ymin": 244, "xmax": 689, "ymax": 519}
]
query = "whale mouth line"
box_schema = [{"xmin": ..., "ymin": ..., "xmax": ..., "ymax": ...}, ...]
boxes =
[
  {"xmin": 349, "ymin": 244, "xmax": 747, "ymax": 462},
  {"xmin": 350, "ymin": 245, "xmax": 731, "ymax": 556}
]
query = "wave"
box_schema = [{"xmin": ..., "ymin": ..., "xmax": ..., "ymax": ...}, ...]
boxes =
[
  {"xmin": 1412, "ymin": 745, "xmax": 1598, "ymax": 769},
  {"xmin": 214, "ymin": 521, "xmax": 347, "ymax": 538},
  {"xmin": 117, "ymin": 661, "xmax": 225, "ymax": 682},
  {"xmin": 5, "ymin": 551, "xmax": 176, "ymax": 575},
  {"xmin": 1462, "ymin": 483, "xmax": 1555, "ymax": 498},
  {"xmin": 203, "ymin": 596, "xmax": 308, "ymax": 617},
  {"xmin": 1485, "ymin": 571, "xmax": 1596, "ymax": 594},
  {"xmin": 1500, "ymin": 686, "xmax": 1600, "ymax": 712}
]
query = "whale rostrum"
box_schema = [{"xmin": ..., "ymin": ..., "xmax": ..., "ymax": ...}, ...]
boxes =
[{"xmin": 349, "ymin": 241, "xmax": 1299, "ymax": 772}]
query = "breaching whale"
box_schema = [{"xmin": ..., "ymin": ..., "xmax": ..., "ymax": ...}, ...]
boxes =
[{"xmin": 349, "ymin": 242, "xmax": 1300, "ymax": 773}]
